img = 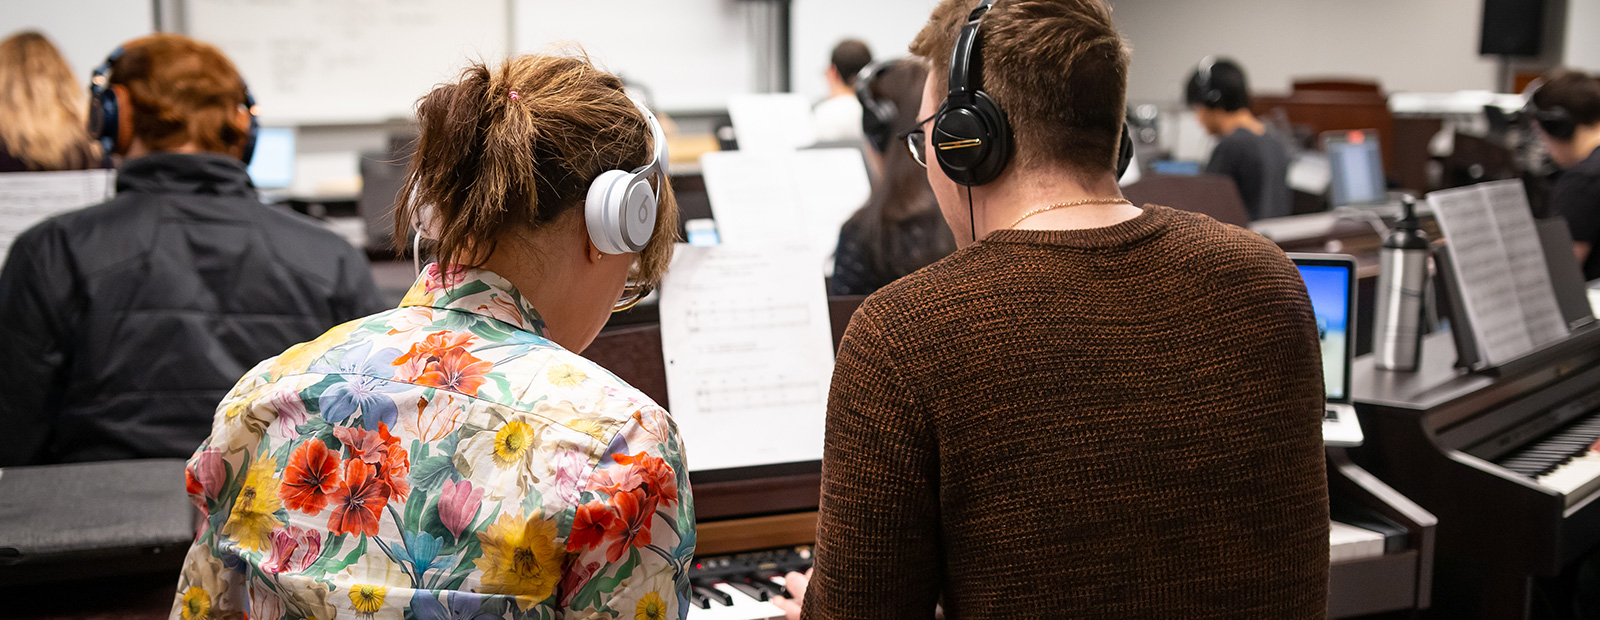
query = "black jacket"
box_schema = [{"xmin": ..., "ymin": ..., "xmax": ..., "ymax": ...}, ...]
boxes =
[{"xmin": 0, "ymin": 153, "xmax": 386, "ymax": 465}]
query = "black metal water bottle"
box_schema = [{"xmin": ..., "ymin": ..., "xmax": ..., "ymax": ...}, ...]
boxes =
[{"xmin": 1374, "ymin": 197, "xmax": 1430, "ymax": 371}]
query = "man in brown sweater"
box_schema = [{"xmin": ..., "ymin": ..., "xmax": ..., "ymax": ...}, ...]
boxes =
[{"xmin": 772, "ymin": 0, "xmax": 1330, "ymax": 618}]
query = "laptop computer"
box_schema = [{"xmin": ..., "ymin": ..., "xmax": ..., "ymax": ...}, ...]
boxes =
[
  {"xmin": 247, "ymin": 126, "xmax": 296, "ymax": 191},
  {"xmin": 1290, "ymin": 253, "xmax": 1364, "ymax": 447},
  {"xmin": 1321, "ymin": 129, "xmax": 1386, "ymax": 209}
]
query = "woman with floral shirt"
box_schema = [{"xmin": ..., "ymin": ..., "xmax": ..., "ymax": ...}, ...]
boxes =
[{"xmin": 172, "ymin": 52, "xmax": 689, "ymax": 620}]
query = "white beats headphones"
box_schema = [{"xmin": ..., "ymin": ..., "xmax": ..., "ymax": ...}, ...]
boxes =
[{"xmin": 585, "ymin": 101, "xmax": 668, "ymax": 255}]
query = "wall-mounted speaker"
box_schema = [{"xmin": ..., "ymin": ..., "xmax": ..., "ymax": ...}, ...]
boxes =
[{"xmin": 1480, "ymin": 0, "xmax": 1546, "ymax": 57}]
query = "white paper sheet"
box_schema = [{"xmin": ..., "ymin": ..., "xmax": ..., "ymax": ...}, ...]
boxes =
[
  {"xmin": 0, "ymin": 169, "xmax": 114, "ymax": 266},
  {"xmin": 699, "ymin": 148, "xmax": 872, "ymax": 275},
  {"xmin": 659, "ymin": 243, "xmax": 835, "ymax": 472},
  {"xmin": 1429, "ymin": 184, "xmax": 1534, "ymax": 366},
  {"xmin": 727, "ymin": 93, "xmax": 819, "ymax": 152},
  {"xmin": 1479, "ymin": 180, "xmax": 1571, "ymax": 346}
]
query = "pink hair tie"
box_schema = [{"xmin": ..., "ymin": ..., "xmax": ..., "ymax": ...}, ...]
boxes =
[{"xmin": 508, "ymin": 91, "xmax": 519, "ymax": 100}]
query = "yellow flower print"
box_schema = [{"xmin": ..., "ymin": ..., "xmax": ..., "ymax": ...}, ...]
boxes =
[
  {"xmin": 636, "ymin": 591, "xmax": 668, "ymax": 620},
  {"xmin": 223, "ymin": 455, "xmax": 284, "ymax": 552},
  {"xmin": 492, "ymin": 420, "xmax": 536, "ymax": 468},
  {"xmin": 566, "ymin": 418, "xmax": 610, "ymax": 442},
  {"xmin": 348, "ymin": 584, "xmax": 387, "ymax": 614},
  {"xmin": 474, "ymin": 512, "xmax": 566, "ymax": 607},
  {"xmin": 180, "ymin": 586, "xmax": 210, "ymax": 620},
  {"xmin": 547, "ymin": 363, "xmax": 587, "ymax": 387},
  {"xmin": 269, "ymin": 320, "xmax": 361, "ymax": 379}
]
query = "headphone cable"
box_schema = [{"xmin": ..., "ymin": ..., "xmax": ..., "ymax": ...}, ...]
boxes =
[{"xmin": 967, "ymin": 185, "xmax": 977, "ymax": 244}]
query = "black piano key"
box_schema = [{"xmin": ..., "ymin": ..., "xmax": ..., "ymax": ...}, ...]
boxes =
[
  {"xmin": 726, "ymin": 579, "xmax": 769, "ymax": 602},
  {"xmin": 689, "ymin": 590, "xmax": 710, "ymax": 609},
  {"xmin": 746, "ymin": 575, "xmax": 785, "ymax": 598},
  {"xmin": 694, "ymin": 584, "xmax": 733, "ymax": 606}
]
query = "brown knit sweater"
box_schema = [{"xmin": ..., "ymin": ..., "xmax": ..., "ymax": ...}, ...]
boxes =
[{"xmin": 802, "ymin": 206, "xmax": 1330, "ymax": 619}]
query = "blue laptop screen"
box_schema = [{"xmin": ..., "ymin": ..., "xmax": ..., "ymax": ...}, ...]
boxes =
[
  {"xmin": 1297, "ymin": 264, "xmax": 1351, "ymax": 401},
  {"xmin": 247, "ymin": 127, "xmax": 295, "ymax": 189}
]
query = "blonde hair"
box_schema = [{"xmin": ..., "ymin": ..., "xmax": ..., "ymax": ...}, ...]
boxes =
[
  {"xmin": 395, "ymin": 53, "xmax": 679, "ymax": 285},
  {"xmin": 0, "ymin": 31, "xmax": 97, "ymax": 170}
]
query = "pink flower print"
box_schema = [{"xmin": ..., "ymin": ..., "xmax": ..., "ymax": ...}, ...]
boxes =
[
  {"xmin": 551, "ymin": 450, "xmax": 588, "ymax": 504},
  {"xmin": 422, "ymin": 263, "xmax": 468, "ymax": 293},
  {"xmin": 438, "ymin": 478, "xmax": 484, "ymax": 540},
  {"xmin": 267, "ymin": 388, "xmax": 309, "ymax": 440},
  {"xmin": 187, "ymin": 449, "xmax": 226, "ymax": 500},
  {"xmin": 265, "ymin": 526, "xmax": 322, "ymax": 574}
]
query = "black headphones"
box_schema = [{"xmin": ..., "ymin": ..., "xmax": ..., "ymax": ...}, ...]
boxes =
[
  {"xmin": 932, "ymin": 0, "xmax": 1134, "ymax": 187},
  {"xmin": 1194, "ymin": 56, "xmax": 1225, "ymax": 108},
  {"xmin": 1524, "ymin": 79, "xmax": 1578, "ymax": 141},
  {"xmin": 89, "ymin": 46, "xmax": 261, "ymax": 164},
  {"xmin": 855, "ymin": 60, "xmax": 899, "ymax": 153}
]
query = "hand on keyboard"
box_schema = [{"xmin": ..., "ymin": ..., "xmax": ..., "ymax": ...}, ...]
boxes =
[{"xmin": 770, "ymin": 568, "xmax": 811, "ymax": 620}]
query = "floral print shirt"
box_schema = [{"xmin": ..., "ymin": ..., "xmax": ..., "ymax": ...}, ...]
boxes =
[{"xmin": 172, "ymin": 265, "xmax": 694, "ymax": 620}]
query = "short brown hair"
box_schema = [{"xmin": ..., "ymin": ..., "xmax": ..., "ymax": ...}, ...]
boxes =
[
  {"xmin": 110, "ymin": 34, "xmax": 251, "ymax": 157},
  {"xmin": 394, "ymin": 54, "xmax": 679, "ymax": 285},
  {"xmin": 910, "ymin": 0, "xmax": 1130, "ymax": 178},
  {"xmin": 831, "ymin": 39, "xmax": 873, "ymax": 86},
  {"xmin": 1531, "ymin": 69, "xmax": 1600, "ymax": 129}
]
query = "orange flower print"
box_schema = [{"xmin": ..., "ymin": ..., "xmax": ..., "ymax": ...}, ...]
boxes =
[
  {"xmin": 413, "ymin": 347, "xmax": 494, "ymax": 397},
  {"xmin": 614, "ymin": 452, "xmax": 678, "ymax": 506},
  {"xmin": 567, "ymin": 500, "xmax": 616, "ymax": 552},
  {"xmin": 280, "ymin": 440, "xmax": 341, "ymax": 513},
  {"xmin": 392, "ymin": 331, "xmax": 477, "ymax": 379},
  {"xmin": 326, "ymin": 459, "xmax": 389, "ymax": 537},
  {"xmin": 602, "ymin": 488, "xmax": 656, "ymax": 563}
]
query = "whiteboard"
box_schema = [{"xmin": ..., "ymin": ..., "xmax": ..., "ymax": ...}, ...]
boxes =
[
  {"xmin": 513, "ymin": 0, "xmax": 754, "ymax": 112},
  {"xmin": 0, "ymin": 0, "xmax": 154, "ymax": 82},
  {"xmin": 185, "ymin": 0, "xmax": 508, "ymax": 125},
  {"xmin": 790, "ymin": 0, "xmax": 942, "ymax": 104}
]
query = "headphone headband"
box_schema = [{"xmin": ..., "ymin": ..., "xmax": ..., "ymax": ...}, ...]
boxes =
[
  {"xmin": 1194, "ymin": 56, "xmax": 1225, "ymax": 108},
  {"xmin": 1524, "ymin": 78, "xmax": 1579, "ymax": 141},
  {"xmin": 946, "ymin": 0, "xmax": 995, "ymax": 99}
]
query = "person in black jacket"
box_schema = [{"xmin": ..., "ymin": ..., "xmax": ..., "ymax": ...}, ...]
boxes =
[{"xmin": 0, "ymin": 34, "xmax": 384, "ymax": 466}]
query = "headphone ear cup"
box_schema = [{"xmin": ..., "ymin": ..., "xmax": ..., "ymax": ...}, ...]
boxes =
[
  {"xmin": 586, "ymin": 169, "xmax": 658, "ymax": 255},
  {"xmin": 933, "ymin": 93, "xmax": 1011, "ymax": 186},
  {"xmin": 1116, "ymin": 123, "xmax": 1136, "ymax": 180}
]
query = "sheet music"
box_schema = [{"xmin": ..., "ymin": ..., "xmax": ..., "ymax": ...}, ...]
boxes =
[
  {"xmin": 659, "ymin": 243, "xmax": 835, "ymax": 471},
  {"xmin": 1479, "ymin": 180, "xmax": 1570, "ymax": 346},
  {"xmin": 699, "ymin": 149, "xmax": 872, "ymax": 274},
  {"xmin": 0, "ymin": 169, "xmax": 114, "ymax": 267},
  {"xmin": 1429, "ymin": 185, "xmax": 1534, "ymax": 366},
  {"xmin": 726, "ymin": 93, "xmax": 819, "ymax": 152}
]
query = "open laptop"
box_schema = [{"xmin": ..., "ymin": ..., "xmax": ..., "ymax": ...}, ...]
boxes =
[
  {"xmin": 1322, "ymin": 129, "xmax": 1387, "ymax": 209},
  {"xmin": 1291, "ymin": 253, "xmax": 1364, "ymax": 447}
]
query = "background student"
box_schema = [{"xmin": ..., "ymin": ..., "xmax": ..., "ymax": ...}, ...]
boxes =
[
  {"xmin": 813, "ymin": 39, "xmax": 873, "ymax": 144},
  {"xmin": 0, "ymin": 30, "xmax": 99, "ymax": 172},
  {"xmin": 1185, "ymin": 57, "xmax": 1293, "ymax": 221},
  {"xmin": 1528, "ymin": 70, "xmax": 1600, "ymax": 281},
  {"xmin": 779, "ymin": 0, "xmax": 1328, "ymax": 617},
  {"xmin": 0, "ymin": 34, "xmax": 383, "ymax": 466},
  {"xmin": 830, "ymin": 59, "xmax": 956, "ymax": 296},
  {"xmin": 172, "ymin": 53, "xmax": 692, "ymax": 619}
]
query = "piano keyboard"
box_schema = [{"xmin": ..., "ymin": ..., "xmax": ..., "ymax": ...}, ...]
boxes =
[
  {"xmin": 688, "ymin": 546, "xmax": 810, "ymax": 620},
  {"xmin": 1493, "ymin": 413, "xmax": 1600, "ymax": 503},
  {"xmin": 691, "ymin": 521, "xmax": 1396, "ymax": 618}
]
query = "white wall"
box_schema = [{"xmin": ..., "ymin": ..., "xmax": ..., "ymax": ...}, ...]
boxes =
[
  {"xmin": 0, "ymin": 0, "xmax": 154, "ymax": 82},
  {"xmin": 1566, "ymin": 0, "xmax": 1600, "ymax": 72},
  {"xmin": 1109, "ymin": 0, "xmax": 1502, "ymax": 104},
  {"xmin": 790, "ymin": 0, "xmax": 943, "ymax": 104}
]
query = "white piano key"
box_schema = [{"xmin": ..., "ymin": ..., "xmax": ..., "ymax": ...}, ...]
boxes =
[
  {"xmin": 1537, "ymin": 451, "xmax": 1600, "ymax": 495},
  {"xmin": 1329, "ymin": 520, "xmax": 1385, "ymax": 563},
  {"xmin": 685, "ymin": 583, "xmax": 786, "ymax": 620}
]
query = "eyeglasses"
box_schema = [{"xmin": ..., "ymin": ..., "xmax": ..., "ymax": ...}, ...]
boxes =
[
  {"xmin": 902, "ymin": 114, "xmax": 937, "ymax": 168},
  {"xmin": 614, "ymin": 281, "xmax": 653, "ymax": 313}
]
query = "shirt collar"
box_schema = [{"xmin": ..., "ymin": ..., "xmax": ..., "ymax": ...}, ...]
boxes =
[
  {"xmin": 116, "ymin": 152, "xmax": 256, "ymax": 197},
  {"xmin": 398, "ymin": 264, "xmax": 549, "ymax": 337}
]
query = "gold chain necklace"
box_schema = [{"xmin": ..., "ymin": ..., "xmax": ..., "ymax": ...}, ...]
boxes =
[{"xmin": 1008, "ymin": 197, "xmax": 1134, "ymax": 229}]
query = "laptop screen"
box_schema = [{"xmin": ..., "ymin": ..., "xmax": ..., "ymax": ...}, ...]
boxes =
[
  {"xmin": 1296, "ymin": 261, "xmax": 1354, "ymax": 402},
  {"xmin": 1323, "ymin": 130, "xmax": 1385, "ymax": 207},
  {"xmin": 247, "ymin": 127, "xmax": 296, "ymax": 189}
]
